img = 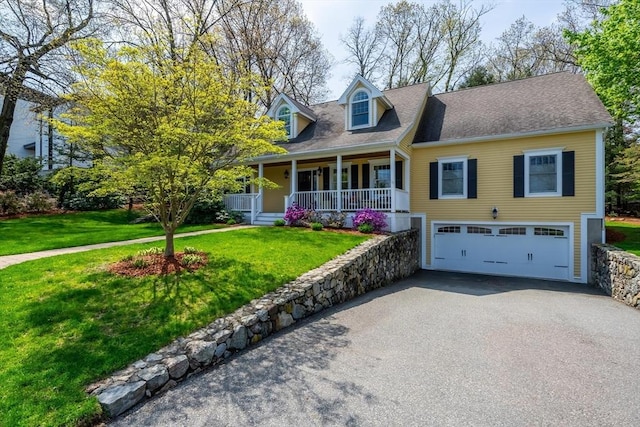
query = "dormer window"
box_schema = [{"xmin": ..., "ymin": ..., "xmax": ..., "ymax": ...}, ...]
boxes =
[
  {"xmin": 351, "ymin": 91, "xmax": 370, "ymax": 128},
  {"xmin": 338, "ymin": 75, "xmax": 393, "ymax": 131},
  {"xmin": 277, "ymin": 106, "xmax": 291, "ymax": 137}
]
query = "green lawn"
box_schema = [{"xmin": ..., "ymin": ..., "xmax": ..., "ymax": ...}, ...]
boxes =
[
  {"xmin": 606, "ymin": 220, "xmax": 640, "ymax": 255},
  {"xmin": 0, "ymin": 210, "xmax": 224, "ymax": 256},
  {"xmin": 0, "ymin": 227, "xmax": 368, "ymax": 427}
]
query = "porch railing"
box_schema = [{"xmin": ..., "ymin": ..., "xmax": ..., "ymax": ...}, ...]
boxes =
[
  {"xmin": 223, "ymin": 193, "xmax": 257, "ymax": 212},
  {"xmin": 289, "ymin": 188, "xmax": 409, "ymax": 212}
]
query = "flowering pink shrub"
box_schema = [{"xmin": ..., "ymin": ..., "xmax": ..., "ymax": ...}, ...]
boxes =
[
  {"xmin": 352, "ymin": 208, "xmax": 387, "ymax": 231},
  {"xmin": 284, "ymin": 203, "xmax": 307, "ymax": 226}
]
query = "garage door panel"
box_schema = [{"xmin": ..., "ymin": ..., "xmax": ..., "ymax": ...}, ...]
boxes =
[{"xmin": 433, "ymin": 223, "xmax": 570, "ymax": 281}]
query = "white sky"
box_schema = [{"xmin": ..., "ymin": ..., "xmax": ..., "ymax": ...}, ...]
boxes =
[{"xmin": 299, "ymin": 0, "xmax": 567, "ymax": 100}]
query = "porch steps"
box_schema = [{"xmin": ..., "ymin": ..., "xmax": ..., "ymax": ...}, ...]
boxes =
[{"xmin": 251, "ymin": 212, "xmax": 285, "ymax": 226}]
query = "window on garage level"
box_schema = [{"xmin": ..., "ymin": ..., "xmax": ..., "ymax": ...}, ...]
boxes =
[
  {"xmin": 429, "ymin": 157, "xmax": 477, "ymax": 200},
  {"xmin": 513, "ymin": 149, "xmax": 574, "ymax": 198}
]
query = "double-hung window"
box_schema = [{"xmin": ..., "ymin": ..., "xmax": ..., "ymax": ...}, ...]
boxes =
[
  {"xmin": 525, "ymin": 150, "xmax": 561, "ymax": 197},
  {"xmin": 351, "ymin": 91, "xmax": 370, "ymax": 128},
  {"xmin": 429, "ymin": 157, "xmax": 477, "ymax": 200},
  {"xmin": 514, "ymin": 148, "xmax": 574, "ymax": 198}
]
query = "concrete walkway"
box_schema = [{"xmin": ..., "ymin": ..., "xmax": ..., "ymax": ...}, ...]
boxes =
[{"xmin": 0, "ymin": 226, "xmax": 256, "ymax": 270}]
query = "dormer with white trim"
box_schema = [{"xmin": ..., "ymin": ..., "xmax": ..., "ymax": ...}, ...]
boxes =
[
  {"xmin": 337, "ymin": 75, "xmax": 394, "ymax": 131},
  {"xmin": 267, "ymin": 93, "xmax": 317, "ymax": 140}
]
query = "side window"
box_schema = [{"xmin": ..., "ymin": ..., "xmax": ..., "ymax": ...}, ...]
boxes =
[
  {"xmin": 514, "ymin": 150, "xmax": 574, "ymax": 198},
  {"xmin": 430, "ymin": 158, "xmax": 477, "ymax": 200}
]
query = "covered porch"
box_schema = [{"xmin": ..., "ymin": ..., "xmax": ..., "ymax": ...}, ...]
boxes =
[{"xmin": 223, "ymin": 148, "xmax": 412, "ymax": 231}]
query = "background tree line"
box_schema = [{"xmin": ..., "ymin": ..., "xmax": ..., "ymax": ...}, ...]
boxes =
[{"xmin": 1, "ymin": 0, "xmax": 638, "ymax": 227}]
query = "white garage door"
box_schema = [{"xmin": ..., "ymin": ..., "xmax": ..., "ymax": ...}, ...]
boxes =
[{"xmin": 433, "ymin": 223, "xmax": 570, "ymax": 281}]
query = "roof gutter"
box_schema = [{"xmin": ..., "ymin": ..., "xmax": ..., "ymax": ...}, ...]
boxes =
[{"xmin": 412, "ymin": 123, "xmax": 614, "ymax": 148}]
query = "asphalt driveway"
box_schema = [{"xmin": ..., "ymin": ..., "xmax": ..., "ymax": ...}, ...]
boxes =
[{"xmin": 111, "ymin": 270, "xmax": 640, "ymax": 426}]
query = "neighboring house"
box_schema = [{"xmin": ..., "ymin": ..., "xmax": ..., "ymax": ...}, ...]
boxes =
[
  {"xmin": 0, "ymin": 82, "xmax": 67, "ymax": 171},
  {"xmin": 225, "ymin": 72, "xmax": 612, "ymax": 284}
]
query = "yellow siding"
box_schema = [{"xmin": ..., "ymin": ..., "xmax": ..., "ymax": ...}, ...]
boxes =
[
  {"xmin": 376, "ymin": 99, "xmax": 386, "ymax": 123},
  {"xmin": 263, "ymin": 166, "xmax": 289, "ymax": 213},
  {"xmin": 295, "ymin": 115, "xmax": 311, "ymax": 138},
  {"xmin": 410, "ymin": 131, "xmax": 597, "ymax": 278}
]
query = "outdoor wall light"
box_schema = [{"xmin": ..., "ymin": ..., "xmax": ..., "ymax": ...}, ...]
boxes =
[
  {"xmin": 284, "ymin": 169, "xmax": 289, "ymax": 179},
  {"xmin": 317, "ymin": 166, "xmax": 323, "ymax": 175},
  {"xmin": 492, "ymin": 206, "xmax": 499, "ymax": 219}
]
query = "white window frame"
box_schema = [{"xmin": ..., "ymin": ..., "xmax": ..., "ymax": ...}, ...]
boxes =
[
  {"xmin": 524, "ymin": 148, "xmax": 562, "ymax": 197},
  {"xmin": 438, "ymin": 156, "xmax": 468, "ymax": 199},
  {"xmin": 369, "ymin": 159, "xmax": 391, "ymax": 189},
  {"xmin": 329, "ymin": 162, "xmax": 352, "ymax": 190},
  {"xmin": 349, "ymin": 89, "xmax": 372, "ymax": 130},
  {"xmin": 277, "ymin": 105, "xmax": 292, "ymax": 138}
]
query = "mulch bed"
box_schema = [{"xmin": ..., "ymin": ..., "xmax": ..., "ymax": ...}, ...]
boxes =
[{"xmin": 108, "ymin": 252, "xmax": 209, "ymax": 277}]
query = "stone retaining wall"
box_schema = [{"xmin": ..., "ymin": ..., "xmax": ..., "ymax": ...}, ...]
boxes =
[
  {"xmin": 591, "ymin": 243, "xmax": 640, "ymax": 309},
  {"xmin": 90, "ymin": 229, "xmax": 420, "ymax": 418}
]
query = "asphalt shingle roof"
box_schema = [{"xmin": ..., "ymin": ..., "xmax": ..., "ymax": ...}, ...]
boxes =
[
  {"xmin": 414, "ymin": 72, "xmax": 613, "ymax": 143},
  {"xmin": 277, "ymin": 82, "xmax": 430, "ymax": 154}
]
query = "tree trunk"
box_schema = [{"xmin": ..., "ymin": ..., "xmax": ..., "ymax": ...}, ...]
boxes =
[
  {"xmin": 0, "ymin": 68, "xmax": 29, "ymax": 176},
  {"xmin": 164, "ymin": 230, "xmax": 175, "ymax": 258},
  {"xmin": 0, "ymin": 94, "xmax": 18, "ymax": 177}
]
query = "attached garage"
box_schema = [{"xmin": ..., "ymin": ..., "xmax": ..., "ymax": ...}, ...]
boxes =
[{"xmin": 432, "ymin": 222, "xmax": 571, "ymax": 281}]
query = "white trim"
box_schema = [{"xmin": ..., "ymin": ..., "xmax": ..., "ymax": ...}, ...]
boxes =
[
  {"xmin": 438, "ymin": 157, "xmax": 468, "ymax": 199},
  {"xmin": 348, "ymin": 89, "xmax": 372, "ymax": 130},
  {"xmin": 430, "ymin": 220, "xmax": 576, "ymax": 282},
  {"xmin": 266, "ymin": 94, "xmax": 316, "ymax": 122},
  {"xmin": 595, "ymin": 128, "xmax": 605, "ymax": 217},
  {"xmin": 254, "ymin": 140, "xmax": 395, "ymax": 163},
  {"xmin": 524, "ymin": 149, "xmax": 562, "ymax": 197},
  {"xmin": 412, "ymin": 123, "xmax": 614, "ymax": 148}
]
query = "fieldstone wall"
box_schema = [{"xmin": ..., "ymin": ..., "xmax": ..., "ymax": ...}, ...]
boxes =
[
  {"xmin": 591, "ymin": 243, "xmax": 640, "ymax": 309},
  {"xmin": 90, "ymin": 229, "xmax": 419, "ymax": 418}
]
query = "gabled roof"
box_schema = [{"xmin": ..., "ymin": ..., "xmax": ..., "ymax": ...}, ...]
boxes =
[
  {"xmin": 414, "ymin": 72, "xmax": 613, "ymax": 144},
  {"xmin": 267, "ymin": 93, "xmax": 317, "ymax": 121},
  {"xmin": 337, "ymin": 75, "xmax": 393, "ymax": 109},
  {"xmin": 275, "ymin": 82, "xmax": 430, "ymax": 155}
]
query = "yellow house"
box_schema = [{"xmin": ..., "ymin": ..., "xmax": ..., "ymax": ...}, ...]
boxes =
[{"xmin": 225, "ymin": 73, "xmax": 612, "ymax": 284}]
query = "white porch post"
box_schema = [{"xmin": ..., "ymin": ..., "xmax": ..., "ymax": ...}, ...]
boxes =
[
  {"xmin": 291, "ymin": 159, "xmax": 297, "ymax": 197},
  {"xmin": 258, "ymin": 163, "xmax": 264, "ymax": 213},
  {"xmin": 390, "ymin": 148, "xmax": 396, "ymax": 213},
  {"xmin": 337, "ymin": 154, "xmax": 342, "ymax": 212}
]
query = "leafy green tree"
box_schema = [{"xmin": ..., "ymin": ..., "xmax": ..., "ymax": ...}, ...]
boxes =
[
  {"xmin": 54, "ymin": 40, "xmax": 286, "ymax": 257},
  {"xmin": 458, "ymin": 65, "xmax": 495, "ymax": 88},
  {"xmin": 567, "ymin": 0, "xmax": 640, "ymax": 121},
  {"xmin": 567, "ymin": 0, "xmax": 639, "ymax": 212}
]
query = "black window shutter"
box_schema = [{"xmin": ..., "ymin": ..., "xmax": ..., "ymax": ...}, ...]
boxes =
[
  {"xmin": 362, "ymin": 164, "xmax": 370, "ymax": 188},
  {"xmin": 562, "ymin": 151, "xmax": 575, "ymax": 196},
  {"xmin": 467, "ymin": 159, "xmax": 477, "ymax": 199},
  {"xmin": 395, "ymin": 160, "xmax": 403, "ymax": 189},
  {"xmin": 351, "ymin": 164, "xmax": 359, "ymax": 189},
  {"xmin": 513, "ymin": 155, "xmax": 525, "ymax": 198},
  {"xmin": 322, "ymin": 167, "xmax": 330, "ymax": 190},
  {"xmin": 429, "ymin": 162, "xmax": 438, "ymax": 200}
]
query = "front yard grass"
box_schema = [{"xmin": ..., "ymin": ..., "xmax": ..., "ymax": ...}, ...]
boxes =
[
  {"xmin": 0, "ymin": 210, "xmax": 224, "ymax": 256},
  {"xmin": 0, "ymin": 227, "xmax": 368, "ymax": 426},
  {"xmin": 605, "ymin": 220, "xmax": 640, "ymax": 255}
]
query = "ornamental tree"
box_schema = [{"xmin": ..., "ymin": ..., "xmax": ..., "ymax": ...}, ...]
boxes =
[{"xmin": 54, "ymin": 40, "xmax": 287, "ymax": 257}]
